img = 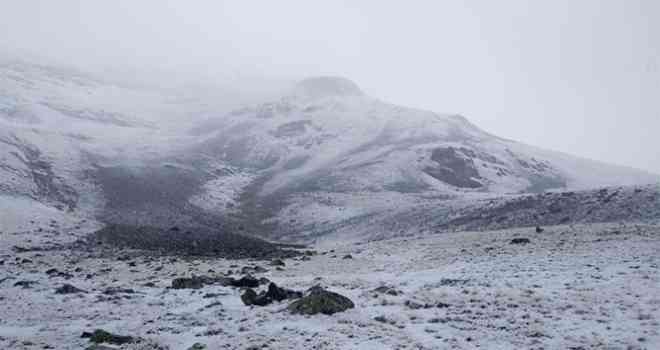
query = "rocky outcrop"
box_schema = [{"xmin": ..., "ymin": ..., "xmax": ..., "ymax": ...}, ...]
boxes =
[
  {"xmin": 424, "ymin": 147, "xmax": 482, "ymax": 188},
  {"xmin": 241, "ymin": 282, "xmax": 302, "ymax": 306},
  {"xmin": 287, "ymin": 285, "xmax": 354, "ymax": 315}
]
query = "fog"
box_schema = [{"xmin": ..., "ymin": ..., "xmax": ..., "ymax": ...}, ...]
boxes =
[{"xmin": 1, "ymin": 0, "xmax": 659, "ymax": 173}]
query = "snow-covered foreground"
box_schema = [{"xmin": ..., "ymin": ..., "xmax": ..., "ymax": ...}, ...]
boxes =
[{"xmin": 1, "ymin": 222, "xmax": 659, "ymax": 349}]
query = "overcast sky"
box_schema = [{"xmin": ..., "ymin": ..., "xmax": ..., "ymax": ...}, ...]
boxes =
[{"xmin": 1, "ymin": 0, "xmax": 659, "ymax": 174}]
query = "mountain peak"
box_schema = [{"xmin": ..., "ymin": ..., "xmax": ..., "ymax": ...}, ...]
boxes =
[{"xmin": 292, "ymin": 76, "xmax": 364, "ymax": 99}]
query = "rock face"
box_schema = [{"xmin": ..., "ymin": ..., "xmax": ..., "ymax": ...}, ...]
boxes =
[
  {"xmin": 424, "ymin": 147, "xmax": 482, "ymax": 188},
  {"xmin": 287, "ymin": 286, "xmax": 354, "ymax": 315}
]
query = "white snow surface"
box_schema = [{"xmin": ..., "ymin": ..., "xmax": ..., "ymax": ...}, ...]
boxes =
[{"xmin": 1, "ymin": 223, "xmax": 658, "ymax": 349}]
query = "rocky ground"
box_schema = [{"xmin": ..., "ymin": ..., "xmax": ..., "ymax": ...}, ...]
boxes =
[{"xmin": 1, "ymin": 221, "xmax": 659, "ymax": 349}]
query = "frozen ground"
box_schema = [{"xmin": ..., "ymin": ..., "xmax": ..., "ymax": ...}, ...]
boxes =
[{"xmin": 1, "ymin": 222, "xmax": 658, "ymax": 349}]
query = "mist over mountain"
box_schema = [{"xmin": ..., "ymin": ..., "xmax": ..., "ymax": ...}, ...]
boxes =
[
  {"xmin": 1, "ymin": 57, "xmax": 657, "ymax": 242},
  {"xmin": 2, "ymin": 3, "xmax": 660, "ymax": 347}
]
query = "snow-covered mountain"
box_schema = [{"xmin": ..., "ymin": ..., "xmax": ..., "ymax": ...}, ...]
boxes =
[{"xmin": 1, "ymin": 60, "xmax": 657, "ymax": 242}]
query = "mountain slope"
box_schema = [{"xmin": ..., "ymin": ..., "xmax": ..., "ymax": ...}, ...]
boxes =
[{"xmin": 1, "ymin": 62, "xmax": 657, "ymax": 242}]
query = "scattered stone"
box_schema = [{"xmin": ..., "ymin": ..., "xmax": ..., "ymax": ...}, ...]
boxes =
[
  {"xmin": 374, "ymin": 315, "xmax": 395, "ymax": 324},
  {"xmin": 83, "ymin": 329, "xmax": 136, "ymax": 345},
  {"xmin": 241, "ymin": 288, "xmax": 268, "ymax": 306},
  {"xmin": 233, "ymin": 275, "xmax": 260, "ymax": 288},
  {"xmin": 241, "ymin": 266, "xmax": 268, "ymax": 274},
  {"xmin": 172, "ymin": 277, "xmax": 204, "ymax": 290},
  {"xmin": 510, "ymin": 238, "xmax": 531, "ymax": 245},
  {"xmin": 14, "ymin": 280, "xmax": 38, "ymax": 289},
  {"xmin": 103, "ymin": 287, "xmax": 136, "ymax": 295},
  {"xmin": 373, "ymin": 286, "xmax": 401, "ymax": 296},
  {"xmin": 405, "ymin": 300, "xmax": 434, "ymax": 310},
  {"xmin": 241, "ymin": 283, "xmax": 302, "ymax": 306},
  {"xmin": 55, "ymin": 284, "xmax": 87, "ymax": 294},
  {"xmin": 187, "ymin": 343, "xmax": 207, "ymax": 350},
  {"xmin": 287, "ymin": 285, "xmax": 354, "ymax": 315}
]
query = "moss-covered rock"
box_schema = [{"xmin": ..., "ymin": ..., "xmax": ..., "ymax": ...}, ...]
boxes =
[
  {"xmin": 287, "ymin": 285, "xmax": 354, "ymax": 315},
  {"xmin": 85, "ymin": 329, "xmax": 136, "ymax": 345}
]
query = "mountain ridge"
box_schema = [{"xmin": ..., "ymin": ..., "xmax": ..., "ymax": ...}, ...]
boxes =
[{"xmin": 0, "ymin": 59, "xmax": 658, "ymax": 242}]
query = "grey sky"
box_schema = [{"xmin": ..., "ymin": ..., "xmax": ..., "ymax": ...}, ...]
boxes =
[{"xmin": 1, "ymin": 0, "xmax": 659, "ymax": 174}]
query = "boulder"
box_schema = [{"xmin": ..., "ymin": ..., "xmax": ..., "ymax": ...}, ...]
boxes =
[
  {"xmin": 55, "ymin": 284, "xmax": 87, "ymax": 294},
  {"xmin": 241, "ymin": 282, "xmax": 302, "ymax": 306},
  {"xmin": 287, "ymin": 285, "xmax": 354, "ymax": 315},
  {"xmin": 83, "ymin": 329, "xmax": 136, "ymax": 345},
  {"xmin": 510, "ymin": 238, "xmax": 531, "ymax": 245},
  {"xmin": 171, "ymin": 276, "xmax": 204, "ymax": 289},
  {"xmin": 232, "ymin": 275, "xmax": 260, "ymax": 288}
]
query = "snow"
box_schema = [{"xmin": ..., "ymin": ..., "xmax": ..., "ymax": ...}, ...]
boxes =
[{"xmin": 1, "ymin": 222, "xmax": 658, "ymax": 349}]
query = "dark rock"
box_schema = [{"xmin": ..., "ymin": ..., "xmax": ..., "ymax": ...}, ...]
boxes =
[
  {"xmin": 266, "ymin": 282, "xmax": 302, "ymax": 302},
  {"xmin": 233, "ymin": 275, "xmax": 260, "ymax": 288},
  {"xmin": 241, "ymin": 288, "xmax": 268, "ymax": 306},
  {"xmin": 241, "ymin": 282, "xmax": 302, "ymax": 306},
  {"xmin": 55, "ymin": 284, "xmax": 87, "ymax": 294},
  {"xmin": 535, "ymin": 226, "xmax": 544, "ymax": 233},
  {"xmin": 287, "ymin": 285, "xmax": 354, "ymax": 315},
  {"xmin": 342, "ymin": 254, "xmax": 353, "ymax": 260},
  {"xmin": 405, "ymin": 300, "xmax": 433, "ymax": 310},
  {"xmin": 85, "ymin": 329, "xmax": 136, "ymax": 345},
  {"xmin": 270, "ymin": 259, "xmax": 286, "ymax": 266},
  {"xmin": 103, "ymin": 287, "xmax": 136, "ymax": 295},
  {"xmin": 172, "ymin": 276, "xmax": 205, "ymax": 290},
  {"xmin": 187, "ymin": 343, "xmax": 207, "ymax": 350},
  {"xmin": 424, "ymin": 147, "xmax": 483, "ymax": 188},
  {"xmin": 241, "ymin": 266, "xmax": 268, "ymax": 274},
  {"xmin": 14, "ymin": 280, "xmax": 38, "ymax": 288},
  {"xmin": 510, "ymin": 238, "xmax": 531, "ymax": 245},
  {"xmin": 372, "ymin": 286, "xmax": 401, "ymax": 296}
]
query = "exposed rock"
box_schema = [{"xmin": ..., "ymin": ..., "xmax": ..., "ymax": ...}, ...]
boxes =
[
  {"xmin": 14, "ymin": 280, "xmax": 38, "ymax": 289},
  {"xmin": 241, "ymin": 288, "xmax": 268, "ymax": 306},
  {"xmin": 287, "ymin": 285, "xmax": 354, "ymax": 315},
  {"xmin": 241, "ymin": 266, "xmax": 268, "ymax": 274},
  {"xmin": 270, "ymin": 259, "xmax": 286, "ymax": 266},
  {"xmin": 103, "ymin": 287, "xmax": 136, "ymax": 295},
  {"xmin": 187, "ymin": 343, "xmax": 207, "ymax": 350},
  {"xmin": 424, "ymin": 147, "xmax": 482, "ymax": 188},
  {"xmin": 535, "ymin": 226, "xmax": 544, "ymax": 233},
  {"xmin": 232, "ymin": 275, "xmax": 260, "ymax": 288},
  {"xmin": 342, "ymin": 254, "xmax": 353, "ymax": 260},
  {"xmin": 241, "ymin": 283, "xmax": 302, "ymax": 306},
  {"xmin": 171, "ymin": 276, "xmax": 204, "ymax": 290},
  {"xmin": 55, "ymin": 284, "xmax": 87, "ymax": 294},
  {"xmin": 372, "ymin": 286, "xmax": 401, "ymax": 296},
  {"xmin": 510, "ymin": 238, "xmax": 531, "ymax": 245},
  {"xmin": 83, "ymin": 329, "xmax": 136, "ymax": 345}
]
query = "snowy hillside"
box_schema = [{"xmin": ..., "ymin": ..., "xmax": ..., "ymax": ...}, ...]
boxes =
[{"xmin": 0, "ymin": 61, "xmax": 658, "ymax": 241}]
